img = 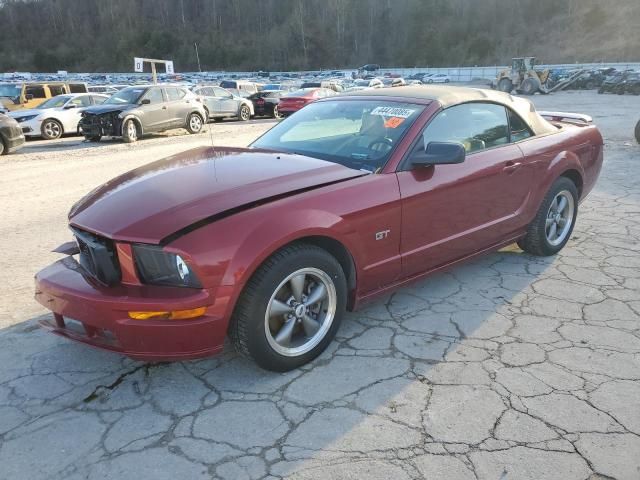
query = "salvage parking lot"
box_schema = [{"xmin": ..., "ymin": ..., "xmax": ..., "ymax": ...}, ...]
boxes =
[{"xmin": 1, "ymin": 90, "xmax": 640, "ymax": 479}]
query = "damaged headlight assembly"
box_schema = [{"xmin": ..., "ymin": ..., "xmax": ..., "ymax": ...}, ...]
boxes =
[{"xmin": 132, "ymin": 244, "xmax": 202, "ymax": 288}]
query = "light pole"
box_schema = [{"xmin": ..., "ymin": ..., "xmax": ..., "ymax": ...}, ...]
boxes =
[{"xmin": 194, "ymin": 43, "xmax": 202, "ymax": 72}]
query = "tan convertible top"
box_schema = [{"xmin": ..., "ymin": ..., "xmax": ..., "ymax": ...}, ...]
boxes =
[{"xmin": 342, "ymin": 85, "xmax": 557, "ymax": 135}]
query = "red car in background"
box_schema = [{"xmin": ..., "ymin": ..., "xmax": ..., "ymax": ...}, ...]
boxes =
[
  {"xmin": 35, "ymin": 86, "xmax": 603, "ymax": 371},
  {"xmin": 277, "ymin": 87, "xmax": 336, "ymax": 117}
]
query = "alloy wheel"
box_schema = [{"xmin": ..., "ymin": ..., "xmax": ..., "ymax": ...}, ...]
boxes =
[
  {"xmin": 264, "ymin": 267, "xmax": 337, "ymax": 357},
  {"xmin": 43, "ymin": 121, "xmax": 61, "ymax": 139},
  {"xmin": 190, "ymin": 114, "xmax": 202, "ymax": 132},
  {"xmin": 545, "ymin": 190, "xmax": 575, "ymax": 246}
]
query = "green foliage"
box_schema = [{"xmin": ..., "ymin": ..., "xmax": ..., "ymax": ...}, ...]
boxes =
[{"xmin": 0, "ymin": 0, "xmax": 637, "ymax": 72}]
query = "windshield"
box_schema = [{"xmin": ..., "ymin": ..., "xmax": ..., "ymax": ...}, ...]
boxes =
[
  {"xmin": 0, "ymin": 83, "xmax": 21, "ymax": 99},
  {"xmin": 36, "ymin": 95, "xmax": 71, "ymax": 109},
  {"xmin": 251, "ymin": 100, "xmax": 424, "ymax": 173},
  {"xmin": 105, "ymin": 87, "xmax": 146, "ymax": 105}
]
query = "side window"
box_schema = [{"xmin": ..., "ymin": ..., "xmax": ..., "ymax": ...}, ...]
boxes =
[
  {"xmin": 213, "ymin": 87, "xmax": 231, "ymax": 98},
  {"xmin": 143, "ymin": 88, "xmax": 164, "ymax": 104},
  {"xmin": 422, "ymin": 103, "xmax": 509, "ymax": 154},
  {"xmin": 26, "ymin": 85, "xmax": 46, "ymax": 99},
  {"xmin": 70, "ymin": 96, "xmax": 92, "ymax": 107},
  {"xmin": 508, "ymin": 109, "xmax": 533, "ymax": 142},
  {"xmin": 49, "ymin": 85, "xmax": 65, "ymax": 96},
  {"xmin": 91, "ymin": 95, "xmax": 107, "ymax": 105},
  {"xmin": 166, "ymin": 87, "xmax": 186, "ymax": 101}
]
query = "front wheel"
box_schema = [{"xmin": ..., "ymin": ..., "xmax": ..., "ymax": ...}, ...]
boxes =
[
  {"xmin": 122, "ymin": 119, "xmax": 138, "ymax": 143},
  {"xmin": 518, "ymin": 177, "xmax": 578, "ymax": 256},
  {"xmin": 229, "ymin": 243, "xmax": 347, "ymax": 371},
  {"xmin": 186, "ymin": 113, "xmax": 204, "ymax": 134},
  {"xmin": 41, "ymin": 119, "xmax": 63, "ymax": 140}
]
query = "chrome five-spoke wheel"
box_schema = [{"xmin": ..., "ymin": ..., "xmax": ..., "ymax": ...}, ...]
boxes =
[
  {"xmin": 265, "ymin": 268, "xmax": 337, "ymax": 357},
  {"xmin": 545, "ymin": 190, "xmax": 575, "ymax": 246}
]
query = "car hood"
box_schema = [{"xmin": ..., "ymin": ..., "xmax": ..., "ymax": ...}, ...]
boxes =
[
  {"xmin": 8, "ymin": 108, "xmax": 41, "ymax": 118},
  {"xmin": 69, "ymin": 146, "xmax": 367, "ymax": 244},
  {"xmin": 82, "ymin": 104, "xmax": 136, "ymax": 115}
]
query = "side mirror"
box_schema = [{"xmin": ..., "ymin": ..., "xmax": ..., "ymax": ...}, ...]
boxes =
[
  {"xmin": 25, "ymin": 94, "xmax": 34, "ymax": 102},
  {"xmin": 140, "ymin": 98, "xmax": 151, "ymax": 105},
  {"xmin": 411, "ymin": 141, "xmax": 465, "ymax": 167}
]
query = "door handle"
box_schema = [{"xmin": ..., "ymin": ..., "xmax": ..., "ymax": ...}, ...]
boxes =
[{"xmin": 503, "ymin": 161, "xmax": 522, "ymax": 173}]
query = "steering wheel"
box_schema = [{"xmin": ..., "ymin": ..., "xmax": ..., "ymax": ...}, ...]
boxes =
[{"xmin": 368, "ymin": 138, "xmax": 393, "ymax": 152}]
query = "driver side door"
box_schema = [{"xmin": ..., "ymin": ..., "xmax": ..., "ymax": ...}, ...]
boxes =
[
  {"xmin": 213, "ymin": 87, "xmax": 239, "ymax": 115},
  {"xmin": 397, "ymin": 102, "xmax": 532, "ymax": 277}
]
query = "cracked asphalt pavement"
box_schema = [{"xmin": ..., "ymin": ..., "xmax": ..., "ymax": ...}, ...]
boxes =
[{"xmin": 1, "ymin": 91, "xmax": 639, "ymax": 479}]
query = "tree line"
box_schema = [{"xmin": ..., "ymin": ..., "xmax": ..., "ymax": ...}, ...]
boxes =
[{"xmin": 0, "ymin": 0, "xmax": 638, "ymax": 73}]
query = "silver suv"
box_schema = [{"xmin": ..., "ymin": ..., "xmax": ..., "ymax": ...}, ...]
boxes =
[{"xmin": 79, "ymin": 85, "xmax": 207, "ymax": 143}]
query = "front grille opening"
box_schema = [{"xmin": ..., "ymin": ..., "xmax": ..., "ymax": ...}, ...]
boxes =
[{"xmin": 71, "ymin": 227, "xmax": 121, "ymax": 286}]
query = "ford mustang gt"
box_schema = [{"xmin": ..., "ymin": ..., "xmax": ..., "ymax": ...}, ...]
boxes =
[{"xmin": 35, "ymin": 86, "xmax": 603, "ymax": 371}]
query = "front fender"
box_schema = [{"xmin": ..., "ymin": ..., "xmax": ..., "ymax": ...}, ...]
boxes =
[
  {"xmin": 167, "ymin": 205, "xmax": 359, "ymax": 323},
  {"xmin": 119, "ymin": 113, "xmax": 143, "ymax": 136}
]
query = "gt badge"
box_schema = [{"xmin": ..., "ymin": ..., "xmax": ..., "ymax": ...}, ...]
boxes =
[{"xmin": 375, "ymin": 230, "xmax": 391, "ymax": 240}]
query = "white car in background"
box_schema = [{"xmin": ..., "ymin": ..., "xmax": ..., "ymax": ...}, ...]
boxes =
[
  {"xmin": 347, "ymin": 78, "xmax": 384, "ymax": 91},
  {"xmin": 425, "ymin": 73, "xmax": 451, "ymax": 83},
  {"xmin": 9, "ymin": 93, "xmax": 108, "ymax": 140}
]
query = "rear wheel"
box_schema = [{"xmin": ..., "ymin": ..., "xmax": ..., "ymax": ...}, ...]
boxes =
[
  {"xmin": 238, "ymin": 104, "xmax": 251, "ymax": 121},
  {"xmin": 518, "ymin": 177, "xmax": 578, "ymax": 256},
  {"xmin": 122, "ymin": 119, "xmax": 138, "ymax": 143},
  {"xmin": 186, "ymin": 113, "xmax": 204, "ymax": 134},
  {"xmin": 497, "ymin": 78, "xmax": 513, "ymax": 93},
  {"xmin": 229, "ymin": 243, "xmax": 347, "ymax": 371},
  {"xmin": 41, "ymin": 119, "xmax": 63, "ymax": 140}
]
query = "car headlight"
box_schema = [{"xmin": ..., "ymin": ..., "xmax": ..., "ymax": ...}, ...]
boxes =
[
  {"xmin": 133, "ymin": 244, "xmax": 202, "ymax": 288},
  {"xmin": 15, "ymin": 114, "xmax": 38, "ymax": 123}
]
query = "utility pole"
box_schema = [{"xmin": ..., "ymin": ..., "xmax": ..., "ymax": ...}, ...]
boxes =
[{"xmin": 194, "ymin": 43, "xmax": 202, "ymax": 72}]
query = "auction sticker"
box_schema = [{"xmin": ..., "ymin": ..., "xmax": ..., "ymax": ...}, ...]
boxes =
[
  {"xmin": 384, "ymin": 117, "xmax": 405, "ymax": 128},
  {"xmin": 370, "ymin": 106, "xmax": 416, "ymax": 118}
]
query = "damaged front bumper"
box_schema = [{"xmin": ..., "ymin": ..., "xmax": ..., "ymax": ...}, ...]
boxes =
[
  {"xmin": 79, "ymin": 113, "xmax": 122, "ymax": 137},
  {"xmin": 35, "ymin": 251, "xmax": 232, "ymax": 361}
]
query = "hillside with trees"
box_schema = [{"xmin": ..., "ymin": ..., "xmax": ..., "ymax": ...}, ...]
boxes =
[{"xmin": 0, "ymin": 0, "xmax": 638, "ymax": 72}]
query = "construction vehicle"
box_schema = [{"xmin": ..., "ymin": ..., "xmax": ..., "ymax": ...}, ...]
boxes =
[{"xmin": 495, "ymin": 57, "xmax": 585, "ymax": 95}]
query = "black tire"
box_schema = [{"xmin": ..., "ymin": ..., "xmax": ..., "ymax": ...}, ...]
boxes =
[
  {"xmin": 635, "ymin": 119, "xmax": 640, "ymax": 144},
  {"xmin": 520, "ymin": 78, "xmax": 540, "ymax": 95},
  {"xmin": 0, "ymin": 138, "xmax": 5, "ymax": 155},
  {"xmin": 84, "ymin": 135, "xmax": 101, "ymax": 142},
  {"xmin": 497, "ymin": 78, "xmax": 513, "ymax": 93},
  {"xmin": 122, "ymin": 119, "xmax": 138, "ymax": 143},
  {"xmin": 238, "ymin": 104, "xmax": 251, "ymax": 121},
  {"xmin": 273, "ymin": 105, "xmax": 283, "ymax": 120},
  {"xmin": 41, "ymin": 119, "xmax": 63, "ymax": 140},
  {"xmin": 186, "ymin": 113, "xmax": 204, "ymax": 134},
  {"xmin": 229, "ymin": 243, "xmax": 347, "ymax": 372},
  {"xmin": 518, "ymin": 177, "xmax": 578, "ymax": 256}
]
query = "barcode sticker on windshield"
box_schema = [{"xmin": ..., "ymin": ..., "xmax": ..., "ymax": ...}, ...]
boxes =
[{"xmin": 370, "ymin": 107, "xmax": 416, "ymax": 118}]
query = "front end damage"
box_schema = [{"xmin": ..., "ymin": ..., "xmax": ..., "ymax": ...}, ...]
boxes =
[{"xmin": 79, "ymin": 111, "xmax": 123, "ymax": 137}]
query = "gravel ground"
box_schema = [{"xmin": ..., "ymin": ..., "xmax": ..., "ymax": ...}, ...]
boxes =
[{"xmin": 0, "ymin": 91, "xmax": 639, "ymax": 479}]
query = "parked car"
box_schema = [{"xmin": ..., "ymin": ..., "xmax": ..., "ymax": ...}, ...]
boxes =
[
  {"xmin": 0, "ymin": 81, "xmax": 88, "ymax": 112},
  {"xmin": 248, "ymin": 90, "xmax": 284, "ymax": 119},
  {"xmin": 351, "ymin": 78, "xmax": 384, "ymax": 90},
  {"xmin": 88, "ymin": 85, "xmax": 119, "ymax": 94},
  {"xmin": 598, "ymin": 71, "xmax": 631, "ymax": 94},
  {"xmin": 219, "ymin": 80, "xmax": 259, "ymax": 97},
  {"xmin": 277, "ymin": 88, "xmax": 336, "ymax": 117},
  {"xmin": 78, "ymin": 85, "xmax": 206, "ymax": 143},
  {"xmin": 614, "ymin": 72, "xmax": 640, "ymax": 95},
  {"xmin": 300, "ymin": 81, "xmax": 344, "ymax": 92},
  {"xmin": 35, "ymin": 86, "xmax": 603, "ymax": 371},
  {"xmin": 9, "ymin": 93, "xmax": 108, "ymax": 140},
  {"xmin": 192, "ymin": 85, "xmax": 254, "ymax": 122},
  {"xmin": 425, "ymin": 73, "xmax": 451, "ymax": 83},
  {"xmin": 0, "ymin": 112, "xmax": 25, "ymax": 155}
]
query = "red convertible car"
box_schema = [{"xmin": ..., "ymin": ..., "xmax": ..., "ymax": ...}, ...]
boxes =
[{"xmin": 35, "ymin": 86, "xmax": 603, "ymax": 371}]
